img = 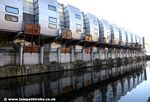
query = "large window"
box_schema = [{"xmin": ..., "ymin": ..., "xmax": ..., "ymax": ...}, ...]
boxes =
[
  {"xmin": 33, "ymin": 0, "xmax": 38, "ymax": 3},
  {"xmin": 26, "ymin": 0, "xmax": 34, "ymax": 3},
  {"xmin": 76, "ymin": 24, "xmax": 82, "ymax": 29},
  {"xmin": 76, "ymin": 29, "xmax": 82, "ymax": 33},
  {"xmin": 48, "ymin": 5, "xmax": 56, "ymax": 11},
  {"xmin": 93, "ymin": 20, "xmax": 97, "ymax": 25},
  {"xmin": 94, "ymin": 29, "xmax": 98, "ymax": 35},
  {"xmin": 48, "ymin": 23, "xmax": 57, "ymax": 29},
  {"xmin": 75, "ymin": 14, "xmax": 81, "ymax": 19},
  {"xmin": 5, "ymin": 6, "xmax": 19, "ymax": 14},
  {"xmin": 5, "ymin": 14, "xmax": 18, "ymax": 22},
  {"xmin": 122, "ymin": 32, "xmax": 126, "ymax": 41},
  {"xmin": 49, "ymin": 17, "xmax": 57, "ymax": 23},
  {"xmin": 35, "ymin": 14, "xmax": 39, "ymax": 23},
  {"xmin": 76, "ymin": 24, "xmax": 82, "ymax": 33}
]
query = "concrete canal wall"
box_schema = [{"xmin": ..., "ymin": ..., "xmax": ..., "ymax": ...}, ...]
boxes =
[
  {"xmin": 0, "ymin": 45, "xmax": 146, "ymax": 78},
  {"xmin": 0, "ymin": 37, "xmax": 146, "ymax": 78}
]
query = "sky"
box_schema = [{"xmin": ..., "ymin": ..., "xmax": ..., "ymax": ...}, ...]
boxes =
[{"xmin": 58, "ymin": 0, "xmax": 150, "ymax": 43}]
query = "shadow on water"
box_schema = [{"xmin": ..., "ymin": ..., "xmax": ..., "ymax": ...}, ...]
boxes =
[{"xmin": 0, "ymin": 61, "xmax": 147, "ymax": 102}]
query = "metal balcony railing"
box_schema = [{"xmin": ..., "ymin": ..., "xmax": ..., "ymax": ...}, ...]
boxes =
[{"xmin": 23, "ymin": 23, "xmax": 40, "ymax": 36}]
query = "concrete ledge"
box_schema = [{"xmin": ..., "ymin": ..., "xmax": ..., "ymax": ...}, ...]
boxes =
[{"xmin": 0, "ymin": 57, "xmax": 145, "ymax": 78}]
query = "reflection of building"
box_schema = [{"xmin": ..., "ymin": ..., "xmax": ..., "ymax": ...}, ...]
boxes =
[
  {"xmin": 147, "ymin": 96, "xmax": 150, "ymax": 102},
  {"xmin": 93, "ymin": 89, "xmax": 102, "ymax": 102},
  {"xmin": 45, "ymin": 72, "xmax": 60, "ymax": 96},
  {"xmin": 92, "ymin": 69, "xmax": 100, "ymax": 83},
  {"xmin": 59, "ymin": 71, "xmax": 73, "ymax": 93},
  {"xmin": 83, "ymin": 72, "xmax": 92, "ymax": 87},
  {"xmin": 145, "ymin": 43, "xmax": 150, "ymax": 55},
  {"xmin": 103, "ymin": 84, "xmax": 113, "ymax": 102},
  {"xmin": 121, "ymin": 77, "xmax": 128, "ymax": 96},
  {"xmin": 128, "ymin": 75, "xmax": 134, "ymax": 92},
  {"xmin": 133, "ymin": 74, "xmax": 138, "ymax": 88},
  {"xmin": 113, "ymin": 80, "xmax": 122, "ymax": 102},
  {"xmin": 72, "ymin": 96, "xmax": 84, "ymax": 102},
  {"xmin": 100, "ymin": 69, "xmax": 107, "ymax": 81},
  {"xmin": 0, "ymin": 61, "xmax": 147, "ymax": 101},
  {"xmin": 73, "ymin": 71, "xmax": 84, "ymax": 89}
]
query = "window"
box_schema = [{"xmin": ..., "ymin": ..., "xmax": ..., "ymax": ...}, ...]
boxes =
[
  {"xmin": 49, "ymin": 17, "xmax": 57, "ymax": 23},
  {"xmin": 122, "ymin": 33, "xmax": 126, "ymax": 41},
  {"xmin": 5, "ymin": 14, "xmax": 18, "ymax": 22},
  {"xmin": 94, "ymin": 29, "xmax": 98, "ymax": 35},
  {"xmin": 23, "ymin": 6, "xmax": 34, "ymax": 14},
  {"xmin": 35, "ymin": 14, "xmax": 39, "ymax": 23},
  {"xmin": 75, "ymin": 14, "xmax": 81, "ymax": 19},
  {"xmin": 76, "ymin": 29, "xmax": 82, "ymax": 33},
  {"xmin": 48, "ymin": 23, "xmax": 57, "ymax": 29},
  {"xmin": 76, "ymin": 24, "xmax": 82, "ymax": 29},
  {"xmin": 26, "ymin": 0, "xmax": 34, "ymax": 3},
  {"xmin": 5, "ymin": 6, "xmax": 19, "ymax": 14},
  {"xmin": 76, "ymin": 24, "xmax": 82, "ymax": 33},
  {"xmin": 106, "ymin": 25, "xmax": 110, "ymax": 30},
  {"xmin": 34, "ymin": 0, "xmax": 38, "ymax": 3},
  {"xmin": 93, "ymin": 20, "xmax": 97, "ymax": 25},
  {"xmin": 48, "ymin": 5, "xmax": 56, "ymax": 11}
]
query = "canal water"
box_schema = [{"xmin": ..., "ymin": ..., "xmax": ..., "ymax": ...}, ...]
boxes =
[{"xmin": 0, "ymin": 61, "xmax": 149, "ymax": 102}]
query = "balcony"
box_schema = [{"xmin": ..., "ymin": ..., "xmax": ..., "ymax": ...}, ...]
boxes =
[
  {"xmin": 24, "ymin": 24, "xmax": 40, "ymax": 36},
  {"xmin": 23, "ymin": 46, "xmax": 39, "ymax": 53},
  {"xmin": 62, "ymin": 30, "xmax": 72, "ymax": 39}
]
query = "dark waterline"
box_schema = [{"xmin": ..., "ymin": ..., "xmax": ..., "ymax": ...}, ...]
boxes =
[{"xmin": 0, "ymin": 61, "xmax": 149, "ymax": 102}]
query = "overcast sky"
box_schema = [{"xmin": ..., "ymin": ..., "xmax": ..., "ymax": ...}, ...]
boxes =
[{"xmin": 58, "ymin": 0, "xmax": 150, "ymax": 43}]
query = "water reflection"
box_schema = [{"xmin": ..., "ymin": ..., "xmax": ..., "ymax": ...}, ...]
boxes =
[{"xmin": 0, "ymin": 61, "xmax": 146, "ymax": 102}]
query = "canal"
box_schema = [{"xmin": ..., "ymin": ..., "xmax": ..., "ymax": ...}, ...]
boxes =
[{"xmin": 0, "ymin": 61, "xmax": 149, "ymax": 102}]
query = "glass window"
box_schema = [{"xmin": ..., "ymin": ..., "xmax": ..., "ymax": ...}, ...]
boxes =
[
  {"xmin": 26, "ymin": 0, "xmax": 33, "ymax": 3},
  {"xmin": 33, "ymin": 0, "xmax": 38, "ymax": 3},
  {"xmin": 93, "ymin": 20, "xmax": 97, "ymax": 25},
  {"xmin": 76, "ymin": 29, "xmax": 81, "ymax": 33},
  {"xmin": 49, "ymin": 17, "xmax": 57, "ymax": 23},
  {"xmin": 76, "ymin": 24, "xmax": 82, "ymax": 29},
  {"xmin": 23, "ymin": 6, "xmax": 34, "ymax": 14},
  {"xmin": 5, "ymin": 14, "xmax": 18, "ymax": 22},
  {"xmin": 75, "ymin": 14, "xmax": 81, "ymax": 19},
  {"xmin": 59, "ymin": 8, "xmax": 63, "ymax": 13},
  {"xmin": 5, "ymin": 6, "xmax": 19, "ymax": 14},
  {"xmin": 48, "ymin": 5, "xmax": 56, "ymax": 11},
  {"xmin": 76, "ymin": 24, "xmax": 82, "ymax": 33},
  {"xmin": 122, "ymin": 33, "xmax": 126, "ymax": 41},
  {"xmin": 48, "ymin": 23, "xmax": 57, "ymax": 29},
  {"xmin": 94, "ymin": 29, "xmax": 98, "ymax": 35}
]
